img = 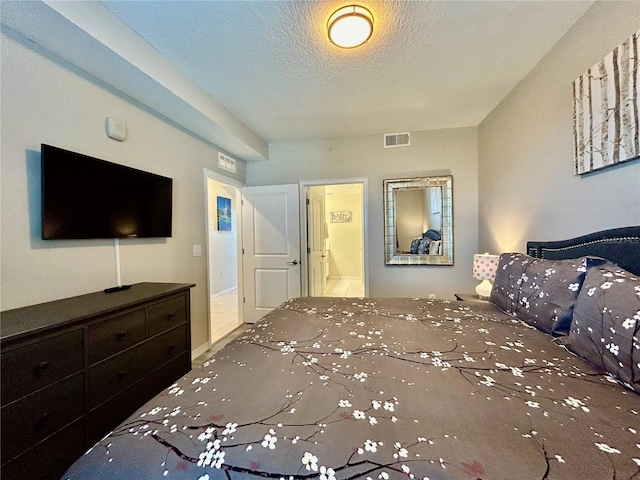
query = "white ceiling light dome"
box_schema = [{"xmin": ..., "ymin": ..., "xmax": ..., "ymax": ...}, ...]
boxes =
[{"xmin": 327, "ymin": 5, "xmax": 374, "ymax": 49}]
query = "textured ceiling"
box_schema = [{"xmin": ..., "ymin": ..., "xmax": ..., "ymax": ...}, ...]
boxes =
[
  {"xmin": 2, "ymin": 1, "xmax": 594, "ymax": 160},
  {"xmin": 101, "ymin": 1, "xmax": 593, "ymax": 144}
]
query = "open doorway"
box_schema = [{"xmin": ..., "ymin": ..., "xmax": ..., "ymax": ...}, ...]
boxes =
[
  {"xmin": 302, "ymin": 179, "xmax": 367, "ymax": 298},
  {"xmin": 204, "ymin": 170, "xmax": 244, "ymax": 345}
]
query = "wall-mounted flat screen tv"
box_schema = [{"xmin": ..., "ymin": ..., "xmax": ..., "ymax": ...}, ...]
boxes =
[{"xmin": 41, "ymin": 144, "xmax": 173, "ymax": 239}]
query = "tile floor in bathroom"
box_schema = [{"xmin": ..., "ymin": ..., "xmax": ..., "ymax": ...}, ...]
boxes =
[{"xmin": 323, "ymin": 276, "xmax": 364, "ymax": 297}]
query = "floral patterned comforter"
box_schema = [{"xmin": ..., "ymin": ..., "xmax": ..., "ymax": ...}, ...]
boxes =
[{"xmin": 64, "ymin": 297, "xmax": 640, "ymax": 480}]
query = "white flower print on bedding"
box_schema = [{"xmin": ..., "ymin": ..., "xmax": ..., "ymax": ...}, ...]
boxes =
[
  {"xmin": 261, "ymin": 430, "xmax": 277, "ymax": 449},
  {"xmin": 490, "ymin": 253, "xmax": 600, "ymax": 335},
  {"xmin": 63, "ymin": 296, "xmax": 640, "ymax": 480},
  {"xmin": 301, "ymin": 452, "xmax": 318, "ymax": 471},
  {"xmin": 567, "ymin": 262, "xmax": 640, "ymax": 392}
]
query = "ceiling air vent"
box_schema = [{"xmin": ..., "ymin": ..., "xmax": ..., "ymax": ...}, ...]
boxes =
[
  {"xmin": 383, "ymin": 132, "xmax": 410, "ymax": 148},
  {"xmin": 218, "ymin": 152, "xmax": 236, "ymax": 173}
]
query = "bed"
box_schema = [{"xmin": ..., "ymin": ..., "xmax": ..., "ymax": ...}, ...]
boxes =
[{"xmin": 64, "ymin": 227, "xmax": 640, "ymax": 480}]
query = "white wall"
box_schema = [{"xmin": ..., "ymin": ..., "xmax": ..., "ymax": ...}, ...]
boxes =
[
  {"xmin": 247, "ymin": 127, "xmax": 479, "ymax": 299},
  {"xmin": 207, "ymin": 179, "xmax": 238, "ymax": 295},
  {"xmin": 0, "ymin": 30, "xmax": 246, "ymax": 353},
  {"xmin": 478, "ymin": 2, "xmax": 640, "ymax": 254}
]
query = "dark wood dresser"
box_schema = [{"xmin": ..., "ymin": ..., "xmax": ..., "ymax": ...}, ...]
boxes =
[{"xmin": 0, "ymin": 282, "xmax": 194, "ymax": 479}]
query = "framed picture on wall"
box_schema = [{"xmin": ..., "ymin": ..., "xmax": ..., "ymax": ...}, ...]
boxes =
[
  {"xmin": 573, "ymin": 30, "xmax": 640, "ymax": 174},
  {"xmin": 217, "ymin": 196, "xmax": 232, "ymax": 232}
]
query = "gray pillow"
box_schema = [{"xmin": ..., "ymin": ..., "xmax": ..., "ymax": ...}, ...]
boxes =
[
  {"xmin": 565, "ymin": 262, "xmax": 640, "ymax": 393},
  {"xmin": 490, "ymin": 253, "xmax": 592, "ymax": 336}
]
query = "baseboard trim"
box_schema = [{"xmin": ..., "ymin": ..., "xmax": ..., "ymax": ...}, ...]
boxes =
[
  {"xmin": 210, "ymin": 286, "xmax": 238, "ymax": 298},
  {"xmin": 191, "ymin": 341, "xmax": 211, "ymax": 361},
  {"xmin": 327, "ymin": 275, "xmax": 362, "ymax": 281}
]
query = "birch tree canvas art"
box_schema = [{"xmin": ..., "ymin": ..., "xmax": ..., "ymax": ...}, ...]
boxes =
[{"xmin": 573, "ymin": 31, "xmax": 640, "ymax": 174}]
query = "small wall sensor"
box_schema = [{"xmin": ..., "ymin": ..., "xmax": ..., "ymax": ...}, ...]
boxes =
[{"xmin": 105, "ymin": 117, "xmax": 127, "ymax": 141}]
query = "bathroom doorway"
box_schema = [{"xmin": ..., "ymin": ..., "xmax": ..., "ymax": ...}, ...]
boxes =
[{"xmin": 302, "ymin": 179, "xmax": 367, "ymax": 298}]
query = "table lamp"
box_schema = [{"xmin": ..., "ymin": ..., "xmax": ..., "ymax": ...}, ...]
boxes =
[{"xmin": 473, "ymin": 253, "xmax": 500, "ymax": 299}]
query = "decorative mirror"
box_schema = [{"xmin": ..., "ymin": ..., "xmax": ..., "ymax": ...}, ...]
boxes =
[{"xmin": 383, "ymin": 175, "xmax": 453, "ymax": 266}]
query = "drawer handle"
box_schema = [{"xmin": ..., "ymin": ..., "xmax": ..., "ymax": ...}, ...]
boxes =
[
  {"xmin": 37, "ymin": 360, "xmax": 50, "ymax": 370},
  {"xmin": 33, "ymin": 412, "xmax": 51, "ymax": 432},
  {"xmin": 34, "ymin": 361, "xmax": 51, "ymax": 374},
  {"xmin": 117, "ymin": 371, "xmax": 128, "ymax": 381},
  {"xmin": 166, "ymin": 313, "xmax": 174, "ymax": 321},
  {"xmin": 116, "ymin": 331, "xmax": 127, "ymax": 339}
]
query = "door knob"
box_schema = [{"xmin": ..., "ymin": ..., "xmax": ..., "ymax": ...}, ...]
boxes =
[{"xmin": 287, "ymin": 260, "xmax": 299, "ymax": 265}]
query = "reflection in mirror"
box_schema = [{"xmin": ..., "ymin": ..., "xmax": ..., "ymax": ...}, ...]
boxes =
[
  {"xmin": 384, "ymin": 176, "xmax": 453, "ymax": 265},
  {"xmin": 395, "ymin": 187, "xmax": 442, "ymax": 253}
]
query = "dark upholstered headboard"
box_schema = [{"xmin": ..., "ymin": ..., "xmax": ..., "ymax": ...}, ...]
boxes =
[{"xmin": 527, "ymin": 226, "xmax": 640, "ymax": 276}]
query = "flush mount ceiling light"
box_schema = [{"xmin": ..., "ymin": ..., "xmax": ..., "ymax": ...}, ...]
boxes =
[{"xmin": 327, "ymin": 5, "xmax": 374, "ymax": 49}]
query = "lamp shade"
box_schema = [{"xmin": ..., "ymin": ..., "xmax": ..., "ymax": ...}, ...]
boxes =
[{"xmin": 473, "ymin": 253, "xmax": 500, "ymax": 281}]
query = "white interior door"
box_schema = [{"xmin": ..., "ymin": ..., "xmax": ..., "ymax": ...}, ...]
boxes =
[
  {"xmin": 308, "ymin": 187, "xmax": 326, "ymax": 296},
  {"xmin": 241, "ymin": 184, "xmax": 300, "ymax": 323}
]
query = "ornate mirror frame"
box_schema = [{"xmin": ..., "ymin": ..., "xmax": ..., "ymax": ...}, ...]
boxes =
[{"xmin": 383, "ymin": 175, "xmax": 453, "ymax": 266}]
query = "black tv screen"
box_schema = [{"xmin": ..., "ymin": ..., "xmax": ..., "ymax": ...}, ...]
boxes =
[{"xmin": 41, "ymin": 144, "xmax": 173, "ymax": 239}]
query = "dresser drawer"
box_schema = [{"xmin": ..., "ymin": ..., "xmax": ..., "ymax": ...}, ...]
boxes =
[
  {"xmin": 148, "ymin": 296, "xmax": 186, "ymax": 336},
  {"xmin": 1, "ymin": 374, "xmax": 84, "ymax": 463},
  {"xmin": 87, "ymin": 308, "xmax": 146, "ymax": 364},
  {"xmin": 145, "ymin": 324, "xmax": 188, "ymax": 370},
  {"xmin": 87, "ymin": 352, "xmax": 189, "ymax": 445},
  {"xmin": 1, "ymin": 418, "xmax": 85, "ymax": 480},
  {"xmin": 88, "ymin": 325, "xmax": 187, "ymax": 409},
  {"xmin": 1, "ymin": 329, "xmax": 83, "ymax": 407}
]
